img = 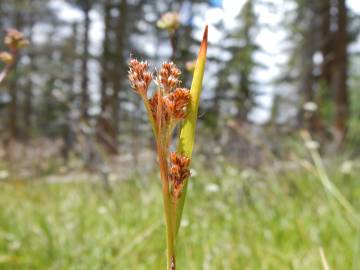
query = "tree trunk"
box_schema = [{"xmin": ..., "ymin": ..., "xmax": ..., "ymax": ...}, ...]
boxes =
[
  {"xmin": 319, "ymin": 0, "xmax": 333, "ymax": 86},
  {"xmin": 333, "ymin": 0, "xmax": 348, "ymax": 146},
  {"xmin": 100, "ymin": 2, "xmax": 111, "ymax": 114},
  {"xmin": 8, "ymin": 66, "xmax": 18, "ymax": 139},
  {"xmin": 24, "ymin": 12, "xmax": 35, "ymax": 137},
  {"xmin": 111, "ymin": 0, "xmax": 127, "ymax": 136},
  {"xmin": 8, "ymin": 11, "xmax": 23, "ymax": 139},
  {"xmin": 81, "ymin": 0, "xmax": 91, "ymax": 120}
]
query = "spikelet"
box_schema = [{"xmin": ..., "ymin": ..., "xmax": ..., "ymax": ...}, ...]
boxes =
[
  {"xmin": 169, "ymin": 152, "xmax": 191, "ymax": 199},
  {"xmin": 128, "ymin": 59, "xmax": 152, "ymax": 96}
]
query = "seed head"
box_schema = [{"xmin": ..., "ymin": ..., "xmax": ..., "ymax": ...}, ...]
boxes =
[
  {"xmin": 128, "ymin": 59, "xmax": 152, "ymax": 96},
  {"xmin": 0, "ymin": 51, "xmax": 13, "ymax": 64},
  {"xmin": 4, "ymin": 29, "xmax": 29, "ymax": 50},
  {"xmin": 157, "ymin": 62, "xmax": 181, "ymax": 93},
  {"xmin": 169, "ymin": 152, "xmax": 191, "ymax": 199},
  {"xmin": 165, "ymin": 88, "xmax": 190, "ymax": 120},
  {"xmin": 149, "ymin": 90, "xmax": 170, "ymax": 127}
]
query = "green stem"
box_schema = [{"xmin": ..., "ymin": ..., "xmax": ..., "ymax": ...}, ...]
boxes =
[
  {"xmin": 162, "ymin": 184, "xmax": 175, "ymax": 270},
  {"xmin": 157, "ymin": 133, "xmax": 176, "ymax": 270}
]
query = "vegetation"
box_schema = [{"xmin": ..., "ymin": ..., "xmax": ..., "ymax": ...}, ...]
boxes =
[
  {"xmin": 128, "ymin": 24, "xmax": 207, "ymax": 268},
  {"xmin": 0, "ymin": 150, "xmax": 359, "ymax": 269},
  {"xmin": 0, "ymin": 0, "xmax": 360, "ymax": 269}
]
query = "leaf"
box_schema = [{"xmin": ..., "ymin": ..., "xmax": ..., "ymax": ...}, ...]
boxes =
[{"xmin": 175, "ymin": 25, "xmax": 208, "ymax": 236}]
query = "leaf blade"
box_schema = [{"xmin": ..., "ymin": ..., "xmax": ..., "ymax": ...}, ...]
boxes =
[{"xmin": 175, "ymin": 25, "xmax": 208, "ymax": 236}]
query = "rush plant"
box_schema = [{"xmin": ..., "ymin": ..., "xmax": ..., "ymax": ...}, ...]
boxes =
[
  {"xmin": 0, "ymin": 29, "xmax": 29, "ymax": 84},
  {"xmin": 128, "ymin": 26, "xmax": 207, "ymax": 270}
]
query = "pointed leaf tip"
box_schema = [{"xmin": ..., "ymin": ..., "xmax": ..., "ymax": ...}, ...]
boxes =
[
  {"xmin": 203, "ymin": 25, "xmax": 208, "ymax": 42},
  {"xmin": 199, "ymin": 25, "xmax": 208, "ymax": 55}
]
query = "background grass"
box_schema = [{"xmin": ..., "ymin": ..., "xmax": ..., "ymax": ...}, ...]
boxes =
[{"xmin": 0, "ymin": 157, "xmax": 359, "ymax": 269}]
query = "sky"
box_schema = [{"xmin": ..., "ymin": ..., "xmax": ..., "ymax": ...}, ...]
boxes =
[
  {"xmin": 204, "ymin": 0, "xmax": 360, "ymax": 122},
  {"xmin": 49, "ymin": 0, "xmax": 360, "ymax": 123}
]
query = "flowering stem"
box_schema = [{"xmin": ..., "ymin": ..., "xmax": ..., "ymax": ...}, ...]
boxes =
[
  {"xmin": 162, "ymin": 178, "xmax": 176, "ymax": 270},
  {"xmin": 157, "ymin": 137, "xmax": 176, "ymax": 270},
  {"xmin": 128, "ymin": 42, "xmax": 206, "ymax": 268}
]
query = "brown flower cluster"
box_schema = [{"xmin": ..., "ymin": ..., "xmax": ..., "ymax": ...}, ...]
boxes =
[
  {"xmin": 149, "ymin": 87, "xmax": 190, "ymax": 125},
  {"xmin": 169, "ymin": 152, "xmax": 191, "ymax": 199},
  {"xmin": 0, "ymin": 29, "xmax": 28, "ymax": 67},
  {"xmin": 129, "ymin": 59, "xmax": 191, "ymax": 129},
  {"xmin": 153, "ymin": 62, "xmax": 190, "ymax": 126},
  {"xmin": 0, "ymin": 29, "xmax": 29, "ymax": 84},
  {"xmin": 4, "ymin": 29, "xmax": 29, "ymax": 51},
  {"xmin": 165, "ymin": 88, "xmax": 191, "ymax": 119},
  {"xmin": 0, "ymin": 52, "xmax": 13, "ymax": 64},
  {"xmin": 128, "ymin": 59, "xmax": 192, "ymax": 201},
  {"xmin": 157, "ymin": 62, "xmax": 181, "ymax": 92},
  {"xmin": 128, "ymin": 59, "xmax": 152, "ymax": 96}
]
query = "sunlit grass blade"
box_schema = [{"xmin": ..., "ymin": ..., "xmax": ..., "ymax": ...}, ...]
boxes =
[
  {"xmin": 301, "ymin": 131, "xmax": 360, "ymax": 226},
  {"xmin": 175, "ymin": 25, "xmax": 208, "ymax": 236}
]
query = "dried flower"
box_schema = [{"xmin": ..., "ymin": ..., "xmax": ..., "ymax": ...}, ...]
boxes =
[
  {"xmin": 164, "ymin": 88, "xmax": 191, "ymax": 120},
  {"xmin": 129, "ymin": 59, "xmax": 192, "ymax": 199},
  {"xmin": 157, "ymin": 62, "xmax": 181, "ymax": 93},
  {"xmin": 0, "ymin": 52, "xmax": 13, "ymax": 64},
  {"xmin": 4, "ymin": 29, "xmax": 29, "ymax": 50},
  {"xmin": 134, "ymin": 61, "xmax": 190, "ymax": 130},
  {"xmin": 0, "ymin": 29, "xmax": 28, "ymax": 84},
  {"xmin": 149, "ymin": 90, "xmax": 170, "ymax": 127},
  {"xmin": 148, "ymin": 88, "xmax": 190, "ymax": 130},
  {"xmin": 128, "ymin": 59, "xmax": 152, "ymax": 96},
  {"xmin": 169, "ymin": 152, "xmax": 191, "ymax": 199}
]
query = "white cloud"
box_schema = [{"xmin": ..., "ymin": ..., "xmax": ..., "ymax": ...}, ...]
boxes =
[
  {"xmin": 348, "ymin": 0, "xmax": 360, "ymax": 14},
  {"xmin": 49, "ymin": 0, "xmax": 82, "ymax": 22}
]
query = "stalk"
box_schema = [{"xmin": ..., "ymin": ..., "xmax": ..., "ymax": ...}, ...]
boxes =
[
  {"xmin": 161, "ymin": 176, "xmax": 176, "ymax": 270},
  {"xmin": 156, "ymin": 95, "xmax": 176, "ymax": 269},
  {"xmin": 128, "ymin": 26, "xmax": 208, "ymax": 268},
  {"xmin": 161, "ymin": 181, "xmax": 175, "ymax": 266},
  {"xmin": 158, "ymin": 147, "xmax": 176, "ymax": 269}
]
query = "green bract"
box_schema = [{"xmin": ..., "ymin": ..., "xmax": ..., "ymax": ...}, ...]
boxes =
[{"xmin": 175, "ymin": 25, "xmax": 208, "ymax": 236}]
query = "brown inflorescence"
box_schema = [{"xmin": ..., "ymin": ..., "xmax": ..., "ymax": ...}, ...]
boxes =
[
  {"xmin": 157, "ymin": 62, "xmax": 181, "ymax": 93},
  {"xmin": 0, "ymin": 51, "xmax": 13, "ymax": 64},
  {"xmin": 128, "ymin": 59, "xmax": 152, "ymax": 96},
  {"xmin": 140, "ymin": 61, "xmax": 190, "ymax": 128},
  {"xmin": 165, "ymin": 88, "xmax": 191, "ymax": 120},
  {"xmin": 169, "ymin": 152, "xmax": 191, "ymax": 199},
  {"xmin": 129, "ymin": 59, "xmax": 192, "ymax": 199},
  {"xmin": 4, "ymin": 29, "xmax": 29, "ymax": 50},
  {"xmin": 149, "ymin": 90, "xmax": 171, "ymax": 126},
  {"xmin": 149, "ymin": 87, "xmax": 190, "ymax": 127}
]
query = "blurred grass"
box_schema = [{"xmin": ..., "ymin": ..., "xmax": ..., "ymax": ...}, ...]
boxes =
[{"xmin": 0, "ymin": 158, "xmax": 359, "ymax": 269}]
